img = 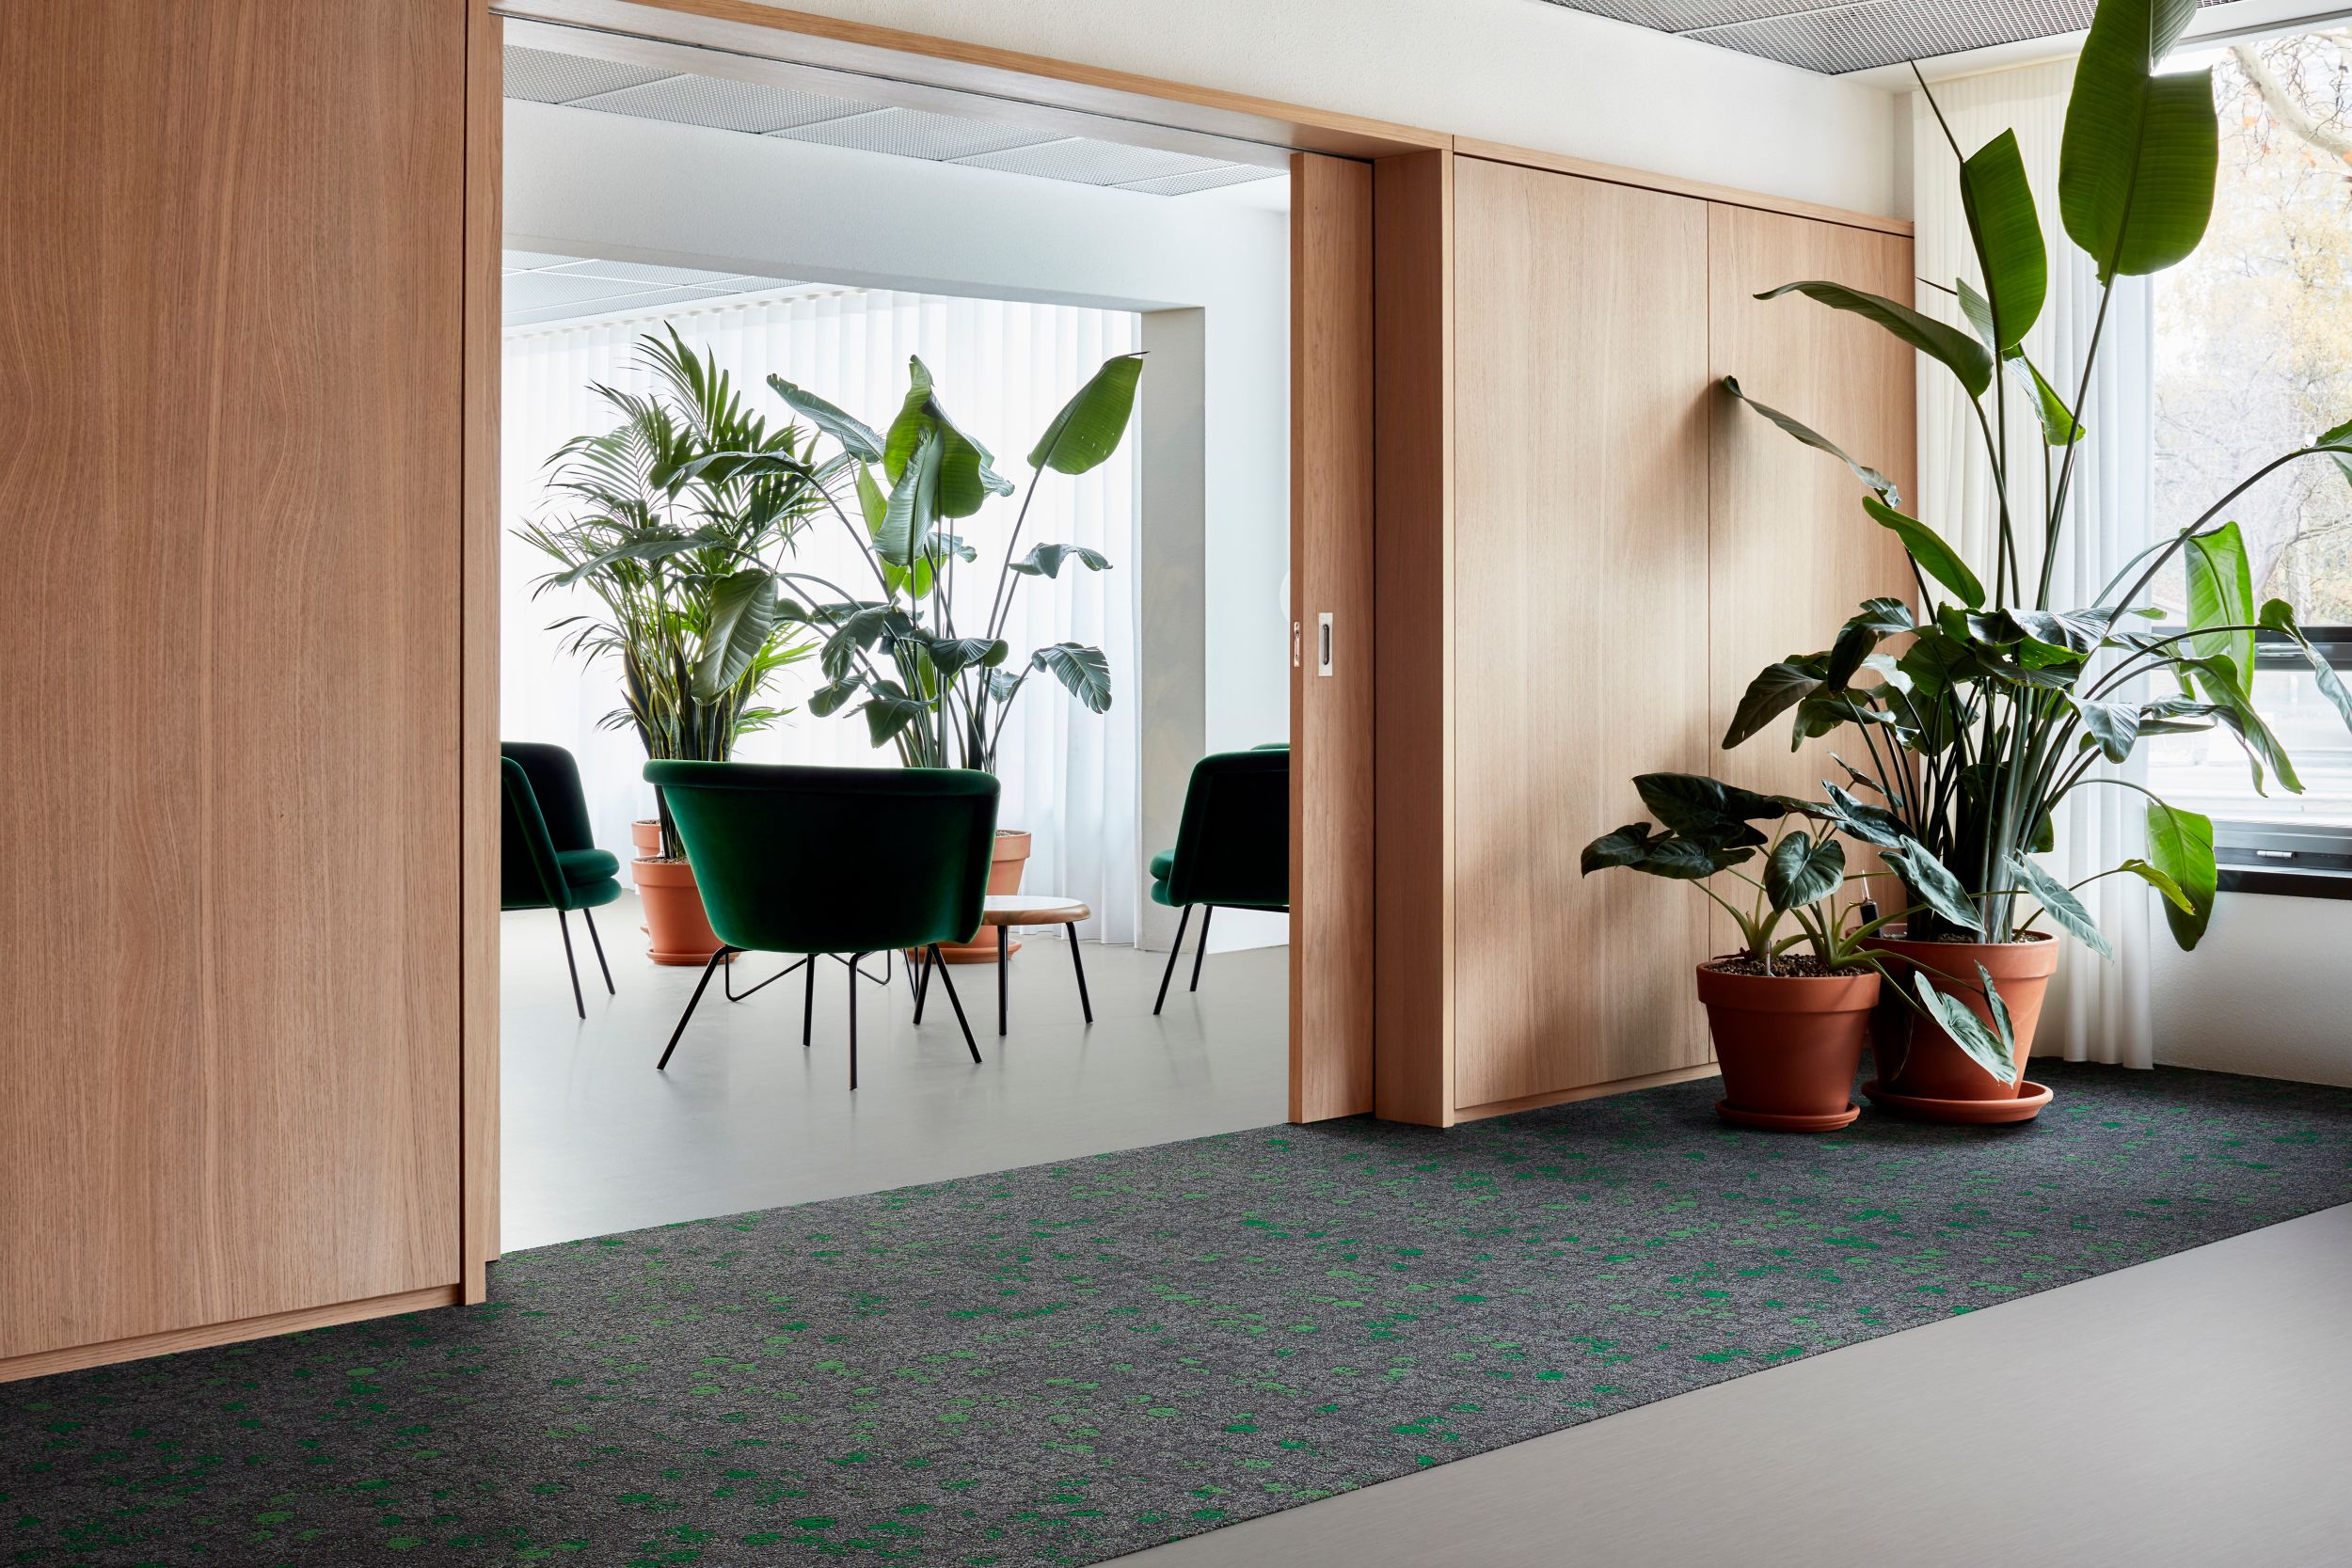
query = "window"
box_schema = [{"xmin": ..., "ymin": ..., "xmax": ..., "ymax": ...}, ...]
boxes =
[{"xmin": 2150, "ymin": 30, "xmax": 2352, "ymax": 859}]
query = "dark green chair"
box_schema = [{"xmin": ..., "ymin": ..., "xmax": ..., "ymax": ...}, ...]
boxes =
[
  {"xmin": 501, "ymin": 741, "xmax": 622, "ymax": 1020},
  {"xmin": 1150, "ymin": 746, "xmax": 1290, "ymax": 1013},
  {"xmin": 646, "ymin": 761, "xmax": 999, "ymax": 1088}
]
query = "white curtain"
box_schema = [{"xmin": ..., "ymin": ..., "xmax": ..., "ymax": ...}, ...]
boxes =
[
  {"xmin": 501, "ymin": 289, "xmax": 1144, "ymax": 944},
  {"xmin": 1914, "ymin": 59, "xmax": 2156, "ymax": 1067}
]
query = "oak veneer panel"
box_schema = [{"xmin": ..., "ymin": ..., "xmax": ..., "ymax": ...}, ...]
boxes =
[
  {"xmin": 1289, "ymin": 153, "xmax": 1377, "ymax": 1123},
  {"xmin": 1707, "ymin": 206, "xmax": 1916, "ymax": 895},
  {"xmin": 0, "ymin": 0, "xmax": 465, "ymax": 1363},
  {"xmin": 1372, "ymin": 149, "xmax": 1455, "ymax": 1127},
  {"xmin": 1451, "ymin": 159, "xmax": 1714, "ymax": 1111}
]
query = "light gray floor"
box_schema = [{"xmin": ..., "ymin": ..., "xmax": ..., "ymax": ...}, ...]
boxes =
[
  {"xmin": 501, "ymin": 894, "xmax": 1288, "ymax": 1250},
  {"xmin": 507, "ymin": 906, "xmax": 2351, "ymax": 1566},
  {"xmin": 1125, "ymin": 1200, "xmax": 2352, "ymax": 1568}
]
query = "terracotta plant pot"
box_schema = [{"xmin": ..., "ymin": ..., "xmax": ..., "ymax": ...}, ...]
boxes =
[
  {"xmin": 1862, "ymin": 931, "xmax": 2059, "ymax": 1113},
  {"xmin": 1695, "ymin": 962, "xmax": 1879, "ymax": 1132},
  {"xmin": 631, "ymin": 818, "xmax": 662, "ymax": 859},
  {"xmin": 631, "ymin": 856, "xmax": 726, "ymax": 967},
  {"xmin": 931, "ymin": 829, "xmax": 1032, "ymax": 966}
]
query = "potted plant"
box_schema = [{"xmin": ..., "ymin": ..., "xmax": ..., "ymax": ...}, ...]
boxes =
[
  {"xmin": 1715, "ymin": 0, "xmax": 2352, "ymax": 1119},
  {"xmin": 1583, "ymin": 773, "xmax": 2021, "ymax": 1131},
  {"xmin": 697, "ymin": 351, "xmax": 1143, "ymax": 961},
  {"xmin": 520, "ymin": 327, "xmax": 822, "ymax": 963}
]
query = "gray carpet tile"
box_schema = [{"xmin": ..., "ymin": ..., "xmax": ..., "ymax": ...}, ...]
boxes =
[{"xmin": 7, "ymin": 1061, "xmax": 2352, "ymax": 1565}]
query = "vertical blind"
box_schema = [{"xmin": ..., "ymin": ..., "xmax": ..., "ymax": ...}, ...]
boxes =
[{"xmin": 502, "ymin": 288, "xmax": 1144, "ymax": 943}]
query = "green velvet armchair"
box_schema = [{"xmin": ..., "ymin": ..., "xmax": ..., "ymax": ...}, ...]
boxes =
[
  {"xmin": 1150, "ymin": 745, "xmax": 1290, "ymax": 1013},
  {"xmin": 646, "ymin": 760, "xmax": 999, "ymax": 1089},
  {"xmin": 501, "ymin": 741, "xmax": 622, "ymax": 1019}
]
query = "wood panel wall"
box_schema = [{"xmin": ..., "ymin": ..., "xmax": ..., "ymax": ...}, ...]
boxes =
[
  {"xmin": 1289, "ymin": 153, "xmax": 1378, "ymax": 1122},
  {"xmin": 1450, "ymin": 159, "xmax": 1717, "ymax": 1116},
  {"xmin": 0, "ymin": 0, "xmax": 469, "ymax": 1374}
]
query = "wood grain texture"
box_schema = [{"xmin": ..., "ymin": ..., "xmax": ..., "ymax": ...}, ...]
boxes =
[
  {"xmin": 1451, "ymin": 159, "xmax": 1715, "ymax": 1111},
  {"xmin": 1290, "ymin": 153, "xmax": 1378, "ymax": 1124},
  {"xmin": 0, "ymin": 0, "xmax": 466, "ymax": 1362},
  {"xmin": 501, "ymin": 0, "xmax": 1448, "ymax": 156},
  {"xmin": 1372, "ymin": 150, "xmax": 1455, "ymax": 1128},
  {"xmin": 1707, "ymin": 205, "xmax": 1917, "ymax": 917},
  {"xmin": 1454, "ymin": 138, "xmax": 1912, "ymax": 237},
  {"xmin": 463, "ymin": 0, "xmax": 505, "ymax": 1297},
  {"xmin": 0, "ymin": 1287, "xmax": 462, "ymax": 1386},
  {"xmin": 1454, "ymin": 1063, "xmax": 1724, "ymax": 1123}
]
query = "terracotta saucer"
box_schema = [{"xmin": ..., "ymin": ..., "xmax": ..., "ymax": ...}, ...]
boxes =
[
  {"xmin": 1861, "ymin": 1078, "xmax": 2054, "ymax": 1124},
  {"xmin": 1715, "ymin": 1100, "xmax": 1861, "ymax": 1132}
]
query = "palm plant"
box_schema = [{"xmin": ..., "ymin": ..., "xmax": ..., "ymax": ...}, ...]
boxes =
[
  {"xmin": 520, "ymin": 328, "xmax": 823, "ymax": 857},
  {"xmin": 689, "ymin": 352, "xmax": 1145, "ymax": 771},
  {"xmin": 1721, "ymin": 0, "xmax": 2352, "ymax": 959}
]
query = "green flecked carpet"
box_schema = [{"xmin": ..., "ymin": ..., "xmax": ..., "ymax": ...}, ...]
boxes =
[{"xmin": 6, "ymin": 1061, "xmax": 2352, "ymax": 1566}]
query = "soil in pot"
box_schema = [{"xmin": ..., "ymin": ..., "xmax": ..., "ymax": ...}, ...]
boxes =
[
  {"xmin": 1862, "ymin": 929, "xmax": 2058, "ymax": 1107},
  {"xmin": 1696, "ymin": 958, "xmax": 1878, "ymax": 1133},
  {"xmin": 632, "ymin": 856, "xmax": 726, "ymax": 966}
]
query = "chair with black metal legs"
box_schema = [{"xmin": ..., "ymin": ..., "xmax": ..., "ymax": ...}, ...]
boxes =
[
  {"xmin": 646, "ymin": 761, "xmax": 999, "ymax": 1089},
  {"xmin": 1149, "ymin": 746, "xmax": 1290, "ymax": 1014},
  {"xmin": 500, "ymin": 744, "xmax": 623, "ymax": 1020}
]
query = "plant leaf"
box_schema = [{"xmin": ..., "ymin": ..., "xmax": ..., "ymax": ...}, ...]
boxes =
[
  {"xmin": 1724, "ymin": 660, "xmax": 1823, "ymax": 749},
  {"xmin": 1887, "ymin": 835, "xmax": 1984, "ymax": 931},
  {"xmin": 1581, "ymin": 821, "xmax": 1659, "ymax": 875},
  {"xmin": 1721, "ymin": 377, "xmax": 1900, "ymax": 503},
  {"xmin": 2007, "ymin": 353, "xmax": 2084, "ymax": 445},
  {"xmin": 1030, "ymin": 641, "xmax": 1111, "ymax": 713},
  {"xmin": 1766, "ymin": 831, "xmax": 1846, "ymax": 911},
  {"xmin": 2184, "ymin": 521, "xmax": 2256, "ymax": 690},
  {"xmin": 2144, "ymin": 798, "xmax": 2217, "ymax": 949},
  {"xmin": 766, "ymin": 373, "xmax": 883, "ymax": 462},
  {"xmin": 1959, "ymin": 129, "xmax": 2047, "ymax": 350},
  {"xmin": 1912, "ymin": 972, "xmax": 2016, "ymax": 1083},
  {"xmin": 2010, "ymin": 852, "xmax": 2110, "ymax": 958},
  {"xmin": 879, "ymin": 428, "xmax": 943, "ymax": 567},
  {"xmin": 1027, "ymin": 353, "xmax": 1145, "ymax": 474},
  {"xmin": 2260, "ymin": 597, "xmax": 2352, "ymax": 732},
  {"xmin": 2058, "ymin": 0, "xmax": 2217, "ymax": 283},
  {"xmin": 1010, "ymin": 543, "xmax": 1113, "ymax": 578},
  {"xmin": 1865, "ymin": 495, "xmax": 1985, "ymax": 608},
  {"xmin": 2118, "ymin": 856, "xmax": 2196, "ymax": 914},
  {"xmin": 2071, "ymin": 696, "xmax": 2141, "ymax": 763},
  {"xmin": 1633, "ymin": 773, "xmax": 1788, "ymax": 838},
  {"xmin": 1756, "ymin": 281, "xmax": 1994, "ymax": 398},
  {"xmin": 691, "ymin": 569, "xmax": 779, "ymax": 701}
]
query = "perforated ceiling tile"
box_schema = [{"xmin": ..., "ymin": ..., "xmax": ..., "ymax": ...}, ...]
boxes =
[
  {"xmin": 501, "ymin": 248, "xmax": 586, "ymax": 272},
  {"xmin": 542, "ymin": 258, "xmax": 755, "ymax": 288},
  {"xmin": 502, "ymin": 45, "xmax": 675, "ymax": 104},
  {"xmin": 564, "ymin": 72, "xmax": 872, "ymax": 134},
  {"xmin": 771, "ymin": 106, "xmax": 1063, "ymax": 161},
  {"xmin": 953, "ymin": 138, "xmax": 1235, "ymax": 187},
  {"xmin": 1536, "ymin": 0, "xmax": 2233, "ymax": 72},
  {"xmin": 1116, "ymin": 164, "xmax": 1285, "ymax": 198},
  {"xmin": 501, "ymin": 271, "xmax": 659, "ymax": 312}
]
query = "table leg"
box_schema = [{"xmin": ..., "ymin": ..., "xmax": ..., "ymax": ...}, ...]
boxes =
[
  {"xmin": 1066, "ymin": 922, "xmax": 1092, "ymax": 1023},
  {"xmin": 996, "ymin": 922, "xmax": 1009, "ymax": 1036}
]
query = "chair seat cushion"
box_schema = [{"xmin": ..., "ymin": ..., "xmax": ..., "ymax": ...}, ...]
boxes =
[
  {"xmin": 557, "ymin": 847, "xmax": 621, "ymax": 886},
  {"xmin": 1150, "ymin": 877, "xmax": 1177, "ymax": 908},
  {"xmin": 1150, "ymin": 848, "xmax": 1176, "ymax": 882}
]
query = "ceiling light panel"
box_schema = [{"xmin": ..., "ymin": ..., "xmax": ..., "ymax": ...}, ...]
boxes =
[
  {"xmin": 771, "ymin": 106, "xmax": 1064, "ymax": 162},
  {"xmin": 564, "ymin": 73, "xmax": 873, "ymax": 135},
  {"xmin": 955, "ymin": 138, "xmax": 1237, "ymax": 187},
  {"xmin": 503, "ymin": 45, "xmax": 675, "ymax": 104}
]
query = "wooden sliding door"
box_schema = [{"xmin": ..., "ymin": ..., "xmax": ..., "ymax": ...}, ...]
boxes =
[
  {"xmin": 0, "ymin": 0, "xmax": 471, "ymax": 1375},
  {"xmin": 1708, "ymin": 206, "xmax": 1917, "ymax": 820},
  {"xmin": 1450, "ymin": 160, "xmax": 1715, "ymax": 1116}
]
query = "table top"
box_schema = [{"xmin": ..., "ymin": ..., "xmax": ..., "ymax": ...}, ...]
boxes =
[{"xmin": 979, "ymin": 894, "xmax": 1089, "ymax": 926}]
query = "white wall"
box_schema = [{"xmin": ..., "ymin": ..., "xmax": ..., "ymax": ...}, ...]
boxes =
[
  {"xmin": 506, "ymin": 101, "xmax": 1291, "ymax": 949},
  {"xmin": 2150, "ymin": 896, "xmax": 2352, "ymax": 1086},
  {"xmin": 735, "ymin": 0, "xmax": 1901, "ymax": 216}
]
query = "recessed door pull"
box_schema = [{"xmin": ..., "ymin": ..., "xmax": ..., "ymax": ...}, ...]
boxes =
[
  {"xmin": 1292, "ymin": 620, "xmax": 1302, "ymax": 669},
  {"xmin": 1317, "ymin": 611, "xmax": 1334, "ymax": 677}
]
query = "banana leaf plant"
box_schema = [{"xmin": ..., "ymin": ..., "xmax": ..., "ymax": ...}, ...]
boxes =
[
  {"xmin": 1721, "ymin": 0, "xmax": 2352, "ymax": 956},
  {"xmin": 687, "ymin": 352, "xmax": 1143, "ymax": 772},
  {"xmin": 518, "ymin": 328, "xmax": 823, "ymax": 858},
  {"xmin": 1582, "ymin": 772, "xmax": 2021, "ymax": 1082}
]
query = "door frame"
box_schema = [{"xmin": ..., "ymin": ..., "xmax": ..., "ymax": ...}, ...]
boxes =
[{"xmin": 459, "ymin": 0, "xmax": 1453, "ymax": 1298}]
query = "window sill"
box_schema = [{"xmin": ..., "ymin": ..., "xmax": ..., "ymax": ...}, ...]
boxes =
[{"xmin": 2217, "ymin": 864, "xmax": 2352, "ymax": 901}]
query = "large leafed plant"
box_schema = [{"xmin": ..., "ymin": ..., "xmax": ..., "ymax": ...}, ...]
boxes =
[{"xmin": 1722, "ymin": 0, "xmax": 2352, "ymax": 956}]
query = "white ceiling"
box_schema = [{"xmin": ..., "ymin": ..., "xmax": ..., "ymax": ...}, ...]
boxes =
[
  {"xmin": 504, "ymin": 43, "xmax": 1285, "ymax": 198},
  {"xmin": 501, "ymin": 250, "xmax": 805, "ymax": 328}
]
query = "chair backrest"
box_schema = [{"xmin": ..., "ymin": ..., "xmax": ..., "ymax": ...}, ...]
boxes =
[
  {"xmin": 500, "ymin": 757, "xmax": 563, "ymax": 910},
  {"xmin": 1168, "ymin": 748, "xmax": 1290, "ymax": 909},
  {"xmin": 501, "ymin": 741, "xmax": 596, "ymax": 852},
  {"xmin": 644, "ymin": 760, "xmax": 1000, "ymax": 955}
]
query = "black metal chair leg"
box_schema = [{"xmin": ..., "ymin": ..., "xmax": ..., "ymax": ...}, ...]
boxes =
[
  {"xmin": 803, "ymin": 953, "xmax": 817, "ymax": 1047},
  {"xmin": 929, "ymin": 945, "xmax": 981, "ymax": 1063},
  {"xmin": 1153, "ymin": 905, "xmax": 1193, "ymax": 1016},
  {"xmin": 556, "ymin": 909, "xmax": 586, "ymax": 1020},
  {"xmin": 847, "ymin": 952, "xmax": 863, "ymax": 1090},
  {"xmin": 581, "ymin": 907, "xmax": 615, "ymax": 994},
  {"xmin": 1066, "ymin": 923, "xmax": 1092, "ymax": 1023},
  {"xmin": 997, "ymin": 923, "xmax": 1009, "ymax": 1037},
  {"xmin": 656, "ymin": 947, "xmax": 733, "ymax": 1069},
  {"xmin": 1190, "ymin": 906, "xmax": 1216, "ymax": 992},
  {"xmin": 913, "ymin": 944, "xmax": 932, "ymax": 1023}
]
